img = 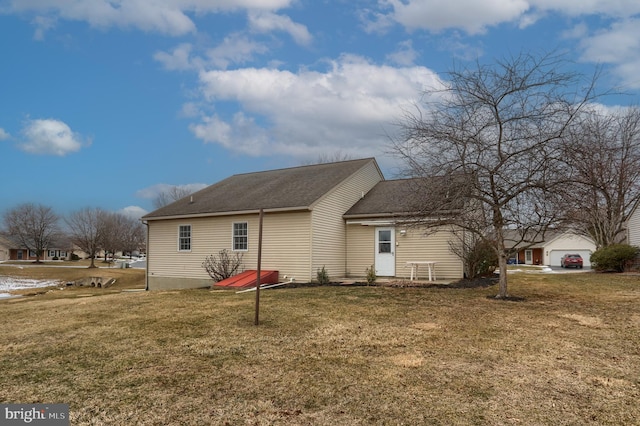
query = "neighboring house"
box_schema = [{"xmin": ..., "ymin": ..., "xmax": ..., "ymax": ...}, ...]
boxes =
[
  {"xmin": 0, "ymin": 234, "xmax": 70, "ymax": 261},
  {"xmin": 626, "ymin": 200, "xmax": 640, "ymax": 248},
  {"xmin": 506, "ymin": 230, "xmax": 597, "ymax": 267},
  {"xmin": 0, "ymin": 235, "xmax": 11, "ymax": 261},
  {"xmin": 142, "ymin": 158, "xmax": 465, "ymax": 290}
]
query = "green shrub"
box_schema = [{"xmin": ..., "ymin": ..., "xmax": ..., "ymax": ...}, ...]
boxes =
[
  {"xmin": 466, "ymin": 239, "xmax": 498, "ymax": 279},
  {"xmin": 365, "ymin": 265, "xmax": 377, "ymax": 285},
  {"xmin": 590, "ymin": 244, "xmax": 639, "ymax": 272},
  {"xmin": 316, "ymin": 266, "xmax": 330, "ymax": 285}
]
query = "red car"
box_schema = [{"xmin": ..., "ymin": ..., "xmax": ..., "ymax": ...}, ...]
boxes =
[{"xmin": 561, "ymin": 254, "xmax": 583, "ymax": 269}]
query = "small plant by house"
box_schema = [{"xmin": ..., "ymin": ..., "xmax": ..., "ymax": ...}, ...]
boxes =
[
  {"xmin": 316, "ymin": 266, "xmax": 330, "ymax": 285},
  {"xmin": 202, "ymin": 249, "xmax": 244, "ymax": 282},
  {"xmin": 365, "ymin": 265, "xmax": 376, "ymax": 285}
]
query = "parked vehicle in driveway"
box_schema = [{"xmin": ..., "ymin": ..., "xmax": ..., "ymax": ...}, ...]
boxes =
[{"xmin": 561, "ymin": 254, "xmax": 583, "ymax": 268}]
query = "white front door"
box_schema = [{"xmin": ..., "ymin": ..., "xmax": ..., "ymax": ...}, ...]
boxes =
[
  {"xmin": 375, "ymin": 227, "xmax": 395, "ymax": 276},
  {"xmin": 525, "ymin": 249, "xmax": 533, "ymax": 265}
]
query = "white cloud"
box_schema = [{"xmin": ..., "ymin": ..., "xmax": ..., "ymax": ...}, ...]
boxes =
[
  {"xmin": 155, "ymin": 35, "xmax": 269, "ymax": 71},
  {"xmin": 190, "ymin": 55, "xmax": 444, "ymax": 161},
  {"xmin": 206, "ymin": 33, "xmax": 269, "ymax": 69},
  {"xmin": 0, "ymin": 128, "xmax": 10, "ymax": 140},
  {"xmin": 578, "ymin": 18, "xmax": 640, "ymax": 89},
  {"xmin": 529, "ymin": 0, "xmax": 640, "ymax": 17},
  {"xmin": 367, "ymin": 0, "xmax": 640, "ymax": 90},
  {"xmin": 380, "ymin": 0, "xmax": 530, "ymax": 34},
  {"xmin": 154, "ymin": 43, "xmax": 201, "ymax": 71},
  {"xmin": 248, "ymin": 11, "xmax": 312, "ymax": 45},
  {"xmin": 580, "ymin": 19, "xmax": 640, "ymax": 63},
  {"xmin": 371, "ymin": 0, "xmax": 640, "ymax": 35},
  {"xmin": 119, "ymin": 206, "xmax": 148, "ymax": 220},
  {"xmin": 31, "ymin": 15, "xmax": 57, "ymax": 40},
  {"xmin": 8, "ymin": 0, "xmax": 296, "ymax": 37},
  {"xmin": 19, "ymin": 118, "xmax": 88, "ymax": 156},
  {"xmin": 386, "ymin": 40, "xmax": 419, "ymax": 66},
  {"xmin": 190, "ymin": 112, "xmax": 271, "ymax": 155}
]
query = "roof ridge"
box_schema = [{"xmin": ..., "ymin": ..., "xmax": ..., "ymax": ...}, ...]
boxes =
[{"xmin": 229, "ymin": 157, "xmax": 375, "ymax": 178}]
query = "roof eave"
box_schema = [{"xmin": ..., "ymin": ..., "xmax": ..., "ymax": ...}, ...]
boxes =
[{"xmin": 143, "ymin": 205, "xmax": 311, "ymax": 221}]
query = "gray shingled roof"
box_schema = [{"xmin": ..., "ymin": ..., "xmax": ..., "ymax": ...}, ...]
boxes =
[
  {"xmin": 344, "ymin": 176, "xmax": 466, "ymax": 218},
  {"xmin": 143, "ymin": 158, "xmax": 379, "ymax": 219},
  {"xmin": 343, "ymin": 179, "xmax": 419, "ymax": 218}
]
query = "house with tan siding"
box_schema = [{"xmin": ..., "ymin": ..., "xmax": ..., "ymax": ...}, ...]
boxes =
[
  {"xmin": 627, "ymin": 200, "xmax": 640, "ymax": 248},
  {"xmin": 142, "ymin": 158, "xmax": 465, "ymax": 290},
  {"xmin": 344, "ymin": 178, "xmax": 464, "ymax": 280}
]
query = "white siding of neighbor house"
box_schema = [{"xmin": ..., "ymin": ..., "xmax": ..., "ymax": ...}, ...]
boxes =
[
  {"xmin": 346, "ymin": 225, "xmax": 464, "ymax": 280},
  {"xmin": 542, "ymin": 233, "xmax": 597, "ymax": 266},
  {"xmin": 147, "ymin": 211, "xmax": 311, "ymax": 290},
  {"xmin": 310, "ymin": 161, "xmax": 383, "ymax": 280},
  {"xmin": 628, "ymin": 206, "xmax": 640, "ymax": 248}
]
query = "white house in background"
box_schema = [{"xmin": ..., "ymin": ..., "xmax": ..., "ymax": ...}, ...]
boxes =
[
  {"xmin": 626, "ymin": 201, "xmax": 640, "ymax": 248},
  {"xmin": 542, "ymin": 232, "xmax": 597, "ymax": 267},
  {"xmin": 141, "ymin": 158, "xmax": 465, "ymax": 290},
  {"xmin": 505, "ymin": 230, "xmax": 597, "ymax": 267}
]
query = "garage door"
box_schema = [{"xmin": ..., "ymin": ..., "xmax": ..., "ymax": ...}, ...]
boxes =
[{"xmin": 549, "ymin": 250, "xmax": 592, "ymax": 267}]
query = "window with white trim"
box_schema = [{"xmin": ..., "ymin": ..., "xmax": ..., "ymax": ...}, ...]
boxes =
[
  {"xmin": 178, "ymin": 225, "xmax": 191, "ymax": 251},
  {"xmin": 233, "ymin": 222, "xmax": 248, "ymax": 251}
]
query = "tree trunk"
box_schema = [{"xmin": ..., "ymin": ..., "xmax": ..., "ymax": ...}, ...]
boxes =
[{"xmin": 497, "ymin": 253, "xmax": 509, "ymax": 298}]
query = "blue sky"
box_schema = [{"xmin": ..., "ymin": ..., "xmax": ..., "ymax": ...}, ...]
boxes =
[{"xmin": 1, "ymin": 0, "xmax": 640, "ymax": 220}]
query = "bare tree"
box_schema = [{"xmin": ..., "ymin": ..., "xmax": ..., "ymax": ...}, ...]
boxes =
[
  {"xmin": 118, "ymin": 215, "xmax": 146, "ymax": 258},
  {"xmin": 202, "ymin": 249, "xmax": 244, "ymax": 282},
  {"xmin": 65, "ymin": 208, "xmax": 106, "ymax": 268},
  {"xmin": 393, "ymin": 51, "xmax": 598, "ymax": 298},
  {"xmin": 99, "ymin": 212, "xmax": 128, "ymax": 262},
  {"xmin": 560, "ymin": 107, "xmax": 640, "ymax": 248},
  {"xmin": 152, "ymin": 186, "xmax": 196, "ymax": 210},
  {"xmin": 302, "ymin": 151, "xmax": 353, "ymax": 165},
  {"xmin": 2, "ymin": 203, "xmax": 59, "ymax": 263}
]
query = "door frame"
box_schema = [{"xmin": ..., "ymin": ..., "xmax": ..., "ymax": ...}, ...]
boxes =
[
  {"xmin": 525, "ymin": 249, "xmax": 533, "ymax": 265},
  {"xmin": 375, "ymin": 227, "xmax": 395, "ymax": 276}
]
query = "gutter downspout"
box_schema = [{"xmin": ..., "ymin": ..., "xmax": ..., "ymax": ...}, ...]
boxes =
[{"xmin": 143, "ymin": 220, "xmax": 149, "ymax": 291}]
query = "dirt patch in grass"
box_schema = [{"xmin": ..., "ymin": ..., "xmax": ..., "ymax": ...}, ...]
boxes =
[{"xmin": 0, "ymin": 271, "xmax": 639, "ymax": 424}]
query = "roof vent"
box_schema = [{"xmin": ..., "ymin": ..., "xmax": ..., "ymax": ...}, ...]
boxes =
[{"xmin": 189, "ymin": 195, "xmax": 194, "ymax": 204}]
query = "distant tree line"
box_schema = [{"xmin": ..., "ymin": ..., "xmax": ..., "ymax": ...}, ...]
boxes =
[{"xmin": 1, "ymin": 203, "xmax": 146, "ymax": 268}]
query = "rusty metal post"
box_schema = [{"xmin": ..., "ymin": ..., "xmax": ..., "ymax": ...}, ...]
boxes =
[{"xmin": 254, "ymin": 208, "xmax": 264, "ymax": 326}]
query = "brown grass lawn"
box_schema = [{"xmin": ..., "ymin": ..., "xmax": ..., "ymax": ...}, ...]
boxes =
[{"xmin": 0, "ymin": 266, "xmax": 639, "ymax": 425}]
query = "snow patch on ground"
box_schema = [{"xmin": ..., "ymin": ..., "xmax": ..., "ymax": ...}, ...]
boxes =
[{"xmin": 0, "ymin": 277, "xmax": 61, "ymax": 297}]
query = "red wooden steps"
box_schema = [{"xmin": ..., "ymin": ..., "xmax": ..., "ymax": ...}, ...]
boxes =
[{"xmin": 213, "ymin": 270, "xmax": 279, "ymax": 288}]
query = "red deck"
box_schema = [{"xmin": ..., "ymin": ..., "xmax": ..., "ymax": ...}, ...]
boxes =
[{"xmin": 213, "ymin": 270, "xmax": 279, "ymax": 288}]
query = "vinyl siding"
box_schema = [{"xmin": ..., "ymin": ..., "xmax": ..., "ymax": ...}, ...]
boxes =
[
  {"xmin": 345, "ymin": 224, "xmax": 375, "ymax": 277},
  {"xmin": 147, "ymin": 211, "xmax": 311, "ymax": 289},
  {"xmin": 628, "ymin": 207, "xmax": 640, "ymax": 247},
  {"xmin": 395, "ymin": 227, "xmax": 464, "ymax": 279},
  {"xmin": 346, "ymin": 224, "xmax": 464, "ymax": 280},
  {"xmin": 542, "ymin": 233, "xmax": 596, "ymax": 266},
  {"xmin": 310, "ymin": 160, "xmax": 383, "ymax": 279}
]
